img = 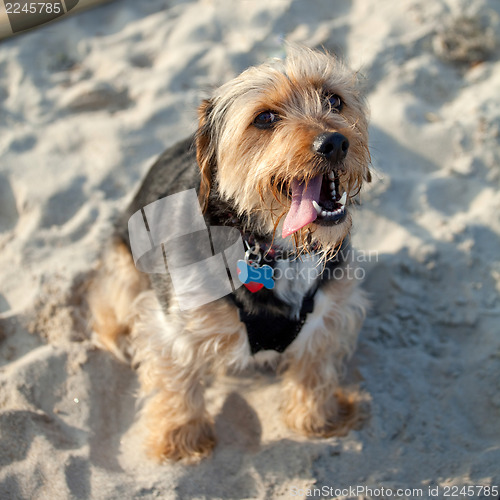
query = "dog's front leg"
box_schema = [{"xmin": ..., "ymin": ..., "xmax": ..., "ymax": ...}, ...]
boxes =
[
  {"xmin": 138, "ymin": 350, "xmax": 215, "ymax": 463},
  {"xmin": 280, "ymin": 279, "xmax": 367, "ymax": 437},
  {"xmin": 133, "ymin": 296, "xmax": 246, "ymax": 462}
]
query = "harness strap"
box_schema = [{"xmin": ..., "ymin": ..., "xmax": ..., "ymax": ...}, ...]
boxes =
[{"xmin": 235, "ymin": 292, "xmax": 316, "ymax": 355}]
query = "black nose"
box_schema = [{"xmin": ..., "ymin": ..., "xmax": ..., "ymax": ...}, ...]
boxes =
[{"xmin": 313, "ymin": 132, "xmax": 349, "ymax": 162}]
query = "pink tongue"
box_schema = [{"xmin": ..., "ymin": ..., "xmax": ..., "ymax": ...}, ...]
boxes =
[{"xmin": 282, "ymin": 176, "xmax": 322, "ymax": 238}]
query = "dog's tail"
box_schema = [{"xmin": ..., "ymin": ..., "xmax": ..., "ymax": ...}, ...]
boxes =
[{"xmin": 87, "ymin": 238, "xmax": 149, "ymax": 362}]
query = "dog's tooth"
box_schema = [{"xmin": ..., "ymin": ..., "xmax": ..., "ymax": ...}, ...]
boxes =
[
  {"xmin": 328, "ymin": 171, "xmax": 335, "ymax": 180},
  {"xmin": 339, "ymin": 192, "xmax": 347, "ymax": 206},
  {"xmin": 330, "ymin": 182, "xmax": 335, "ymax": 191},
  {"xmin": 321, "ymin": 210, "xmax": 327, "ymax": 217},
  {"xmin": 312, "ymin": 201, "xmax": 322, "ymax": 215}
]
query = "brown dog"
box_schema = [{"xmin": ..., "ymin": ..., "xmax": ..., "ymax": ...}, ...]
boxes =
[{"xmin": 89, "ymin": 46, "xmax": 371, "ymax": 462}]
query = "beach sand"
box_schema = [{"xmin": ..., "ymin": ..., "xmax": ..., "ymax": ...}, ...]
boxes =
[{"xmin": 0, "ymin": 0, "xmax": 499, "ymax": 498}]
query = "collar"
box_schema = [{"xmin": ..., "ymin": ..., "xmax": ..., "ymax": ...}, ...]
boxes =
[
  {"xmin": 213, "ymin": 205, "xmax": 321, "ymax": 262},
  {"xmin": 241, "ymin": 232, "xmax": 323, "ymax": 265}
]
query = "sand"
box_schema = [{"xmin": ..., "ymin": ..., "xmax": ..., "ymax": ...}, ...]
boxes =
[{"xmin": 0, "ymin": 0, "xmax": 499, "ymax": 499}]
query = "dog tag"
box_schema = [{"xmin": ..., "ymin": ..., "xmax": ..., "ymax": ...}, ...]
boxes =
[
  {"xmin": 236, "ymin": 243, "xmax": 275, "ymax": 293},
  {"xmin": 237, "ymin": 260, "xmax": 274, "ymax": 292},
  {"xmin": 242, "ymin": 279, "xmax": 264, "ymax": 293}
]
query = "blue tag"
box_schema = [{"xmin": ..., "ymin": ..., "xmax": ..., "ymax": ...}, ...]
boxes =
[{"xmin": 237, "ymin": 260, "xmax": 274, "ymax": 290}]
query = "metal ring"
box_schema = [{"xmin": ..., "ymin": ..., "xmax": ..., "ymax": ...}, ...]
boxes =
[{"xmin": 245, "ymin": 248, "xmax": 262, "ymax": 264}]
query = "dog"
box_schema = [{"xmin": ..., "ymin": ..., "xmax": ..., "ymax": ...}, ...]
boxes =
[{"xmin": 88, "ymin": 46, "xmax": 371, "ymax": 462}]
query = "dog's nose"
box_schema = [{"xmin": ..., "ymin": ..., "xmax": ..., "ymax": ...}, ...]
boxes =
[{"xmin": 313, "ymin": 132, "xmax": 349, "ymax": 162}]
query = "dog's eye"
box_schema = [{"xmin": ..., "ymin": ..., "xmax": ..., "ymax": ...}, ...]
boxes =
[
  {"xmin": 253, "ymin": 111, "xmax": 279, "ymax": 129},
  {"xmin": 327, "ymin": 94, "xmax": 343, "ymax": 112}
]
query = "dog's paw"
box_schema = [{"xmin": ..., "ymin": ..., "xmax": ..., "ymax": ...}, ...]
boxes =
[
  {"xmin": 283, "ymin": 390, "xmax": 364, "ymax": 438},
  {"xmin": 146, "ymin": 418, "xmax": 216, "ymax": 463}
]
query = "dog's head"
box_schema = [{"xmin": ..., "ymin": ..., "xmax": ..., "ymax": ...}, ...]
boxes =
[{"xmin": 196, "ymin": 46, "xmax": 370, "ymax": 256}]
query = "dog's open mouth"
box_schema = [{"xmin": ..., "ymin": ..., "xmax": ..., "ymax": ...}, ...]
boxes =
[{"xmin": 282, "ymin": 171, "xmax": 347, "ymax": 238}]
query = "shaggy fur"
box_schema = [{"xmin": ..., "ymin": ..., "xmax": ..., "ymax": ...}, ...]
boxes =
[{"xmin": 88, "ymin": 46, "xmax": 371, "ymax": 462}]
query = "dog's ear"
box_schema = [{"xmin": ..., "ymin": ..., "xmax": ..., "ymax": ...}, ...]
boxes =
[
  {"xmin": 364, "ymin": 168, "xmax": 372, "ymax": 183},
  {"xmin": 196, "ymin": 99, "xmax": 216, "ymax": 213}
]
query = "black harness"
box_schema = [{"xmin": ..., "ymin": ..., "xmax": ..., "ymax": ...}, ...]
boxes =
[
  {"xmin": 230, "ymin": 291, "xmax": 316, "ymax": 355},
  {"xmin": 207, "ymin": 203, "xmax": 348, "ymax": 355},
  {"xmin": 227, "ymin": 236, "xmax": 348, "ymax": 355}
]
